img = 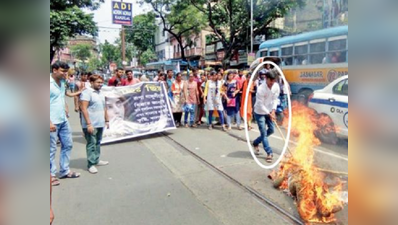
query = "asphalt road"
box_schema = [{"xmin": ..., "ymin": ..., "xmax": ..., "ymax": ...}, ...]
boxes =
[{"xmin": 52, "ymin": 97, "xmax": 348, "ymax": 225}]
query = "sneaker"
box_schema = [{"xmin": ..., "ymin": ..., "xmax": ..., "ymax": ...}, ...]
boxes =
[
  {"xmin": 88, "ymin": 166, "xmax": 98, "ymax": 174},
  {"xmin": 208, "ymin": 125, "xmax": 213, "ymax": 130},
  {"xmin": 96, "ymin": 160, "xmax": 109, "ymax": 166}
]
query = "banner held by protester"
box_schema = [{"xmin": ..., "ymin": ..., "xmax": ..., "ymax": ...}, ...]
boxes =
[{"xmin": 101, "ymin": 82, "xmax": 176, "ymax": 144}]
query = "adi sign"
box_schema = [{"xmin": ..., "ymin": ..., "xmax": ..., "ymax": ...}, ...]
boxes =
[{"xmin": 112, "ymin": 1, "xmax": 133, "ymax": 26}]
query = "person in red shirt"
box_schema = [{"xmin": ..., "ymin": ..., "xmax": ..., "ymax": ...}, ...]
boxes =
[
  {"xmin": 108, "ymin": 68, "xmax": 126, "ymax": 86},
  {"xmin": 125, "ymin": 70, "xmax": 140, "ymax": 86}
]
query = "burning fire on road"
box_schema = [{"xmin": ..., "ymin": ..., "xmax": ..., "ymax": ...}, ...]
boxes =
[{"xmin": 269, "ymin": 102, "xmax": 347, "ymax": 223}]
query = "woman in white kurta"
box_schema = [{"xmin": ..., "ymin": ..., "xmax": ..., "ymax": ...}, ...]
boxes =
[{"xmin": 204, "ymin": 71, "xmax": 227, "ymax": 131}]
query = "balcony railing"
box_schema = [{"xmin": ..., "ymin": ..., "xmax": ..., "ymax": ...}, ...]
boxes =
[{"xmin": 173, "ymin": 47, "xmax": 203, "ymax": 58}]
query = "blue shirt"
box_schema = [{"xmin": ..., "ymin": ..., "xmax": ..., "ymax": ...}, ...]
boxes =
[
  {"xmin": 80, "ymin": 88, "xmax": 106, "ymax": 128},
  {"xmin": 50, "ymin": 75, "xmax": 67, "ymax": 124}
]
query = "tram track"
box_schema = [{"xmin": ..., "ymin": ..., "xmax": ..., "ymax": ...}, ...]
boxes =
[{"xmin": 161, "ymin": 132, "xmax": 304, "ymax": 225}]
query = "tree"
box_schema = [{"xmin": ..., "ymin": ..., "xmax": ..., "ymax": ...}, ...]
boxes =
[
  {"xmin": 125, "ymin": 12, "xmax": 157, "ymax": 59},
  {"xmin": 142, "ymin": 0, "xmax": 206, "ymax": 62},
  {"xmin": 140, "ymin": 49, "xmax": 157, "ymax": 66},
  {"xmin": 190, "ymin": 0, "xmax": 305, "ymax": 66},
  {"xmin": 50, "ymin": 0, "xmax": 103, "ymax": 63},
  {"xmin": 99, "ymin": 40, "xmax": 121, "ymax": 68},
  {"xmin": 87, "ymin": 56, "xmax": 102, "ymax": 72},
  {"xmin": 71, "ymin": 43, "xmax": 92, "ymax": 63}
]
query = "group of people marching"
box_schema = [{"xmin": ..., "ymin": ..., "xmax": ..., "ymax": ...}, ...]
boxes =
[
  {"xmin": 50, "ymin": 61, "xmax": 288, "ymax": 224},
  {"xmin": 157, "ymin": 66, "xmax": 290, "ymax": 163},
  {"xmin": 51, "ymin": 62, "xmax": 289, "ymax": 187}
]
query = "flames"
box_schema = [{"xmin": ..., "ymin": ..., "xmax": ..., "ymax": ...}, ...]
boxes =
[{"xmin": 273, "ymin": 102, "xmax": 344, "ymax": 223}]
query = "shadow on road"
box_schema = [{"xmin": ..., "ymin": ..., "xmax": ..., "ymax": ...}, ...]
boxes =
[
  {"xmin": 69, "ymin": 157, "xmax": 88, "ymax": 170},
  {"xmin": 227, "ymin": 151, "xmax": 253, "ymax": 159}
]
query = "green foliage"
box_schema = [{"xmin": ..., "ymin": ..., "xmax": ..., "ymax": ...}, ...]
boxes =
[
  {"xmin": 99, "ymin": 40, "xmax": 121, "ymax": 67},
  {"xmin": 87, "ymin": 56, "xmax": 102, "ymax": 71},
  {"xmin": 50, "ymin": 0, "xmax": 102, "ymax": 62},
  {"xmin": 190, "ymin": 0, "xmax": 306, "ymax": 64},
  {"xmin": 141, "ymin": 49, "xmax": 157, "ymax": 66},
  {"xmin": 143, "ymin": 0, "xmax": 206, "ymax": 61},
  {"xmin": 71, "ymin": 43, "xmax": 92, "ymax": 62},
  {"xmin": 125, "ymin": 12, "xmax": 157, "ymax": 54}
]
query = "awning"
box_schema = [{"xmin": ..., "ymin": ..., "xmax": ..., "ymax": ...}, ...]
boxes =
[
  {"xmin": 170, "ymin": 59, "xmax": 188, "ymax": 66},
  {"xmin": 204, "ymin": 61, "xmax": 222, "ymax": 66},
  {"xmin": 146, "ymin": 61, "xmax": 166, "ymax": 66}
]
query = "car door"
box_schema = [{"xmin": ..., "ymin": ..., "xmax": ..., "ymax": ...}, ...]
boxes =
[{"xmin": 329, "ymin": 78, "xmax": 348, "ymax": 137}]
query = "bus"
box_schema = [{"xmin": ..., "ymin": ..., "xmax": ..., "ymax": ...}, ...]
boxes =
[
  {"xmin": 256, "ymin": 26, "xmax": 348, "ymax": 99},
  {"xmin": 145, "ymin": 60, "xmax": 188, "ymax": 74}
]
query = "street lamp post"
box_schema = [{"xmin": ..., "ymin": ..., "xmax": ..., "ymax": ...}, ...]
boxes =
[{"xmin": 250, "ymin": 0, "xmax": 253, "ymax": 53}]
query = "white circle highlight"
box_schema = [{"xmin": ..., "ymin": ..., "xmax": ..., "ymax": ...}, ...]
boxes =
[{"xmin": 243, "ymin": 61, "xmax": 292, "ymax": 169}]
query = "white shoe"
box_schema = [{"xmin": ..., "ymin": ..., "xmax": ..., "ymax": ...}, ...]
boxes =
[
  {"xmin": 88, "ymin": 166, "xmax": 98, "ymax": 174},
  {"xmin": 96, "ymin": 160, "xmax": 109, "ymax": 166}
]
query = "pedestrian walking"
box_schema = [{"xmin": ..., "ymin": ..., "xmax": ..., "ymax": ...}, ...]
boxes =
[
  {"xmin": 195, "ymin": 73, "xmax": 207, "ymax": 125},
  {"xmin": 224, "ymin": 71, "xmax": 241, "ymax": 130},
  {"xmin": 204, "ymin": 71, "xmax": 227, "ymax": 131},
  {"xmin": 67, "ymin": 71, "xmax": 76, "ymax": 93},
  {"xmin": 166, "ymin": 70, "xmax": 175, "ymax": 98},
  {"xmin": 240, "ymin": 72, "xmax": 255, "ymax": 130},
  {"xmin": 253, "ymin": 70, "xmax": 280, "ymax": 163},
  {"xmin": 171, "ymin": 73, "xmax": 185, "ymax": 127},
  {"xmin": 80, "ymin": 75, "xmax": 109, "ymax": 174},
  {"xmin": 50, "ymin": 61, "xmax": 80, "ymax": 185},
  {"xmin": 234, "ymin": 69, "xmax": 246, "ymax": 128},
  {"xmin": 183, "ymin": 74, "xmax": 199, "ymax": 127}
]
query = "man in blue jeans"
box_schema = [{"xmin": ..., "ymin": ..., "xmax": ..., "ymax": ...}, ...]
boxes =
[
  {"xmin": 50, "ymin": 61, "xmax": 81, "ymax": 185},
  {"xmin": 253, "ymin": 69, "xmax": 280, "ymax": 163}
]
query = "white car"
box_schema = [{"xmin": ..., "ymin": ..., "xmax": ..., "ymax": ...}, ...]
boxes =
[{"xmin": 308, "ymin": 75, "xmax": 348, "ymax": 143}]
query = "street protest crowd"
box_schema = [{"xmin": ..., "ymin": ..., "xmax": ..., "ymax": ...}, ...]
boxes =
[
  {"xmin": 51, "ymin": 61, "xmax": 290, "ymax": 178},
  {"xmin": 50, "ymin": 61, "xmax": 289, "ymax": 224}
]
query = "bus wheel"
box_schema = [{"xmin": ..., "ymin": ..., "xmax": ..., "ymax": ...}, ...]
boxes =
[
  {"xmin": 314, "ymin": 113, "xmax": 338, "ymax": 144},
  {"xmin": 298, "ymin": 89, "xmax": 313, "ymax": 105}
]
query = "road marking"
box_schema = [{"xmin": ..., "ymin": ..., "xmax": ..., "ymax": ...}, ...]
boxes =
[{"xmin": 250, "ymin": 129, "xmax": 348, "ymax": 161}]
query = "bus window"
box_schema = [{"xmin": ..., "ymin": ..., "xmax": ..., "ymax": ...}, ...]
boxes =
[
  {"xmin": 294, "ymin": 43, "xmax": 308, "ymax": 65},
  {"xmin": 270, "ymin": 50, "xmax": 279, "ymax": 57},
  {"xmin": 310, "ymin": 41, "xmax": 326, "ymax": 64},
  {"xmin": 329, "ymin": 38, "xmax": 347, "ymax": 63},
  {"xmin": 260, "ymin": 50, "xmax": 268, "ymax": 57},
  {"xmin": 281, "ymin": 45, "xmax": 293, "ymax": 65}
]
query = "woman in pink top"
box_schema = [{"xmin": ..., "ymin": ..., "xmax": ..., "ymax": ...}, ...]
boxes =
[{"xmin": 183, "ymin": 74, "xmax": 199, "ymax": 127}]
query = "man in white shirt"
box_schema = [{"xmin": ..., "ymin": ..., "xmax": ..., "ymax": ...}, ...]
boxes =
[{"xmin": 253, "ymin": 70, "xmax": 280, "ymax": 163}]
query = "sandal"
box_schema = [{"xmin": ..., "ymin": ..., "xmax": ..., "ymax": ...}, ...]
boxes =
[
  {"xmin": 191, "ymin": 124, "xmax": 197, "ymax": 128},
  {"xmin": 59, "ymin": 171, "xmax": 81, "ymax": 179},
  {"xmin": 248, "ymin": 126, "xmax": 253, "ymax": 131},
  {"xmin": 266, "ymin": 154, "xmax": 273, "ymax": 163},
  {"xmin": 51, "ymin": 176, "xmax": 60, "ymax": 186},
  {"xmin": 252, "ymin": 144, "xmax": 261, "ymax": 155}
]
